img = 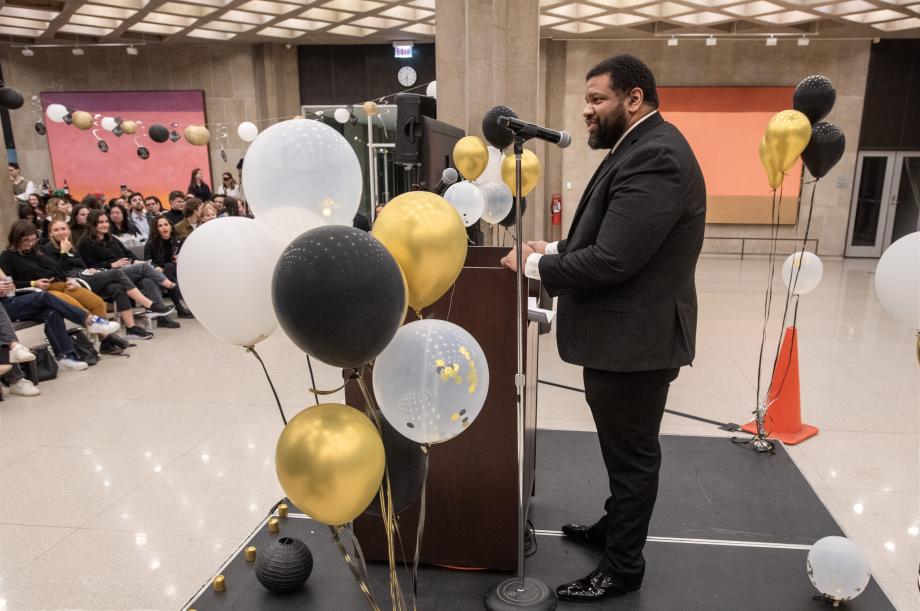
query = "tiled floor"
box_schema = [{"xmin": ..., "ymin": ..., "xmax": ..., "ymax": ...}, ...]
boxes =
[{"xmin": 0, "ymin": 256, "xmax": 916, "ymax": 610}]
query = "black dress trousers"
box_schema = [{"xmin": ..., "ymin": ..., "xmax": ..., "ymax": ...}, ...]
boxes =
[{"xmin": 582, "ymin": 366, "xmax": 680, "ymax": 583}]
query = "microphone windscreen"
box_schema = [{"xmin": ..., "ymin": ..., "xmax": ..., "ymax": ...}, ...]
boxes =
[
  {"xmin": 558, "ymin": 131, "xmax": 572, "ymax": 148},
  {"xmin": 442, "ymin": 167, "xmax": 459, "ymax": 184}
]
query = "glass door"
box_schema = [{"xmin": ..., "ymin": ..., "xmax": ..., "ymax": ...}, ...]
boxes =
[
  {"xmin": 884, "ymin": 153, "xmax": 920, "ymax": 249},
  {"xmin": 846, "ymin": 152, "xmax": 895, "ymax": 257}
]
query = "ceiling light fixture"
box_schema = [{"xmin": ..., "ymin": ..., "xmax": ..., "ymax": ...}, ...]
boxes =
[
  {"xmin": 72, "ymin": 47, "xmax": 84, "ymax": 56},
  {"xmin": 21, "ymin": 47, "xmax": 33, "ymax": 57},
  {"xmin": 667, "ymin": 37, "xmax": 678, "ymax": 47},
  {"xmin": 706, "ymin": 36, "xmax": 717, "ymax": 47},
  {"xmin": 126, "ymin": 45, "xmax": 138, "ymax": 55},
  {"xmin": 798, "ymin": 36, "xmax": 810, "ymax": 46},
  {"xmin": 766, "ymin": 36, "xmax": 778, "ymax": 46}
]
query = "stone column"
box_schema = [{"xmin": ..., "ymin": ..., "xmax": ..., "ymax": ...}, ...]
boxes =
[{"xmin": 435, "ymin": 0, "xmax": 545, "ymax": 242}]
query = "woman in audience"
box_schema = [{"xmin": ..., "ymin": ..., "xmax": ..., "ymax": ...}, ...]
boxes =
[
  {"xmin": 17, "ymin": 203, "xmax": 38, "ymax": 228},
  {"xmin": 0, "ymin": 303, "xmax": 40, "ymax": 396},
  {"xmin": 215, "ymin": 172, "xmax": 240, "ymax": 198},
  {"xmin": 224, "ymin": 196, "xmax": 253, "ymax": 218},
  {"xmin": 44, "ymin": 219, "xmax": 176, "ymax": 342},
  {"xmin": 0, "ymin": 274, "xmax": 120, "ymax": 370},
  {"xmin": 78, "ymin": 210, "xmax": 184, "ymax": 330},
  {"xmin": 173, "ymin": 198, "xmax": 201, "ymax": 239},
  {"xmin": 107, "ymin": 203, "xmax": 142, "ymax": 244},
  {"xmin": 80, "ymin": 194, "xmax": 103, "ymax": 210},
  {"xmin": 187, "ymin": 168, "xmax": 212, "ymax": 201},
  {"xmin": 69, "ymin": 204, "xmax": 90, "ymax": 245},
  {"xmin": 144, "ymin": 217, "xmax": 182, "ymax": 283},
  {"xmin": 199, "ymin": 201, "xmax": 218, "ymax": 225}
]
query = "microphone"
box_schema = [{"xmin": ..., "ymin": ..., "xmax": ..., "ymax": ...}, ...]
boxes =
[
  {"xmin": 431, "ymin": 167, "xmax": 459, "ymax": 196},
  {"xmin": 497, "ymin": 116, "xmax": 571, "ymax": 148}
]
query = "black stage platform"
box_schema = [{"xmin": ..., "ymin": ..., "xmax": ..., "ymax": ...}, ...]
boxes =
[{"xmin": 186, "ymin": 431, "xmax": 896, "ymax": 610}]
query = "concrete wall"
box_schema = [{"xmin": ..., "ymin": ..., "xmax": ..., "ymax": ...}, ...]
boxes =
[
  {"xmin": 545, "ymin": 39, "xmax": 872, "ymax": 256},
  {"xmin": 0, "ymin": 43, "xmax": 299, "ymax": 195}
]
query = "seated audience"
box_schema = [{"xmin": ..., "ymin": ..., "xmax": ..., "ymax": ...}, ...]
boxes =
[
  {"xmin": 78, "ymin": 210, "xmax": 185, "ymax": 331},
  {"xmin": 69, "ymin": 204, "xmax": 90, "ymax": 245},
  {"xmin": 144, "ymin": 217, "xmax": 183, "ymax": 284},
  {"xmin": 144, "ymin": 195, "xmax": 162, "ymax": 217},
  {"xmin": 215, "ymin": 172, "xmax": 240, "ymax": 198},
  {"xmin": 127, "ymin": 192, "xmax": 152, "ymax": 241},
  {"xmin": 0, "ymin": 304, "xmax": 39, "ymax": 396},
  {"xmin": 80, "ymin": 194, "xmax": 103, "ymax": 210},
  {"xmin": 108, "ymin": 202, "xmax": 142, "ymax": 245},
  {"xmin": 173, "ymin": 198, "xmax": 201, "ymax": 239},
  {"xmin": 44, "ymin": 219, "xmax": 177, "ymax": 343},
  {"xmin": 224, "ymin": 196, "xmax": 253, "ymax": 218},
  {"xmin": 212, "ymin": 194, "xmax": 227, "ymax": 217},
  {"xmin": 164, "ymin": 191, "xmax": 185, "ymax": 225},
  {"xmin": 0, "ymin": 274, "xmax": 120, "ymax": 370},
  {"xmin": 199, "ymin": 201, "xmax": 218, "ymax": 225}
]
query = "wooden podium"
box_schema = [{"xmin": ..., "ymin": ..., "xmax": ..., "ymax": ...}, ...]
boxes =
[{"xmin": 348, "ymin": 246, "xmax": 540, "ymax": 571}]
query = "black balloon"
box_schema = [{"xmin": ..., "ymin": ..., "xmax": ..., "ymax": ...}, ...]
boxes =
[
  {"xmin": 363, "ymin": 410, "xmax": 426, "ymax": 517},
  {"xmin": 482, "ymin": 105, "xmax": 518, "ymax": 150},
  {"xmin": 498, "ymin": 196, "xmax": 527, "ymax": 228},
  {"xmin": 272, "ymin": 226, "xmax": 406, "ymax": 368},
  {"xmin": 255, "ymin": 537, "xmax": 313, "ymax": 594},
  {"xmin": 793, "ymin": 75, "xmax": 836, "ymax": 124},
  {"xmin": 0, "ymin": 87, "xmax": 24, "ymax": 110},
  {"xmin": 148, "ymin": 123, "xmax": 169, "ymax": 143},
  {"xmin": 801, "ymin": 122, "xmax": 845, "ymax": 179}
]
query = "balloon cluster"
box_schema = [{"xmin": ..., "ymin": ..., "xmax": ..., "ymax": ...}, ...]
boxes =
[
  {"xmin": 439, "ymin": 105, "xmax": 542, "ymax": 228},
  {"xmin": 758, "ymin": 75, "xmax": 845, "ymax": 189}
]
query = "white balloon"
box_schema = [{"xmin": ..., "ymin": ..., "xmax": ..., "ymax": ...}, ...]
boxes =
[
  {"xmin": 46, "ymin": 104, "xmax": 67, "ymax": 123},
  {"xmin": 807, "ymin": 536, "xmax": 871, "ymax": 602},
  {"xmin": 177, "ymin": 217, "xmax": 278, "ymax": 347},
  {"xmin": 242, "ymin": 118, "xmax": 362, "ymax": 243},
  {"xmin": 479, "ymin": 146, "xmax": 503, "ymax": 186},
  {"xmin": 374, "ymin": 319, "xmax": 489, "ymax": 444},
  {"xmin": 425, "ymin": 81, "xmax": 437, "ymax": 99},
  {"xmin": 875, "ymin": 232, "xmax": 920, "ymax": 330},
  {"xmin": 781, "ymin": 251, "xmax": 823, "ymax": 295},
  {"xmin": 100, "ymin": 117, "xmax": 117, "ymax": 132},
  {"xmin": 333, "ymin": 107, "xmax": 350, "ymax": 124},
  {"xmin": 479, "ymin": 181, "xmax": 513, "ymax": 224},
  {"xmin": 443, "ymin": 181, "xmax": 484, "ymax": 227},
  {"xmin": 237, "ymin": 121, "xmax": 259, "ymax": 142}
]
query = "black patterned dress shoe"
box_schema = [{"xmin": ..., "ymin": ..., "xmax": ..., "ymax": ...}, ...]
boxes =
[
  {"xmin": 561, "ymin": 523, "xmax": 605, "ymax": 547},
  {"xmin": 556, "ymin": 569, "xmax": 641, "ymax": 603}
]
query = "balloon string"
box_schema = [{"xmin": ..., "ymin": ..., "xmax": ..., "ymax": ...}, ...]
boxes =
[
  {"xmin": 331, "ymin": 525, "xmax": 381, "ymax": 611},
  {"xmin": 306, "ymin": 355, "xmax": 321, "ymax": 406},
  {"xmin": 354, "ymin": 371, "xmax": 407, "ymax": 611},
  {"xmin": 412, "ymin": 447, "xmax": 430, "ymax": 610},
  {"xmin": 246, "ymin": 345, "xmax": 287, "ymax": 426},
  {"xmin": 754, "ymin": 181, "xmax": 783, "ymax": 437}
]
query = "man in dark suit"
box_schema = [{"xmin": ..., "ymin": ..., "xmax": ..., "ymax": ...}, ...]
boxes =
[{"xmin": 502, "ymin": 54, "xmax": 706, "ymax": 602}]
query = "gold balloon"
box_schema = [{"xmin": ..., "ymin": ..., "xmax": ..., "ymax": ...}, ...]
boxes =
[
  {"xmin": 373, "ymin": 191, "xmax": 467, "ymax": 311},
  {"xmin": 362, "ymin": 101, "xmax": 379, "ymax": 117},
  {"xmin": 759, "ymin": 136, "xmax": 783, "ymax": 190},
  {"xmin": 71, "ymin": 111, "xmax": 93, "ymax": 130},
  {"xmin": 764, "ymin": 110, "xmax": 811, "ymax": 173},
  {"xmin": 501, "ymin": 149, "xmax": 542, "ymax": 197},
  {"xmin": 452, "ymin": 136, "xmax": 488, "ymax": 181},
  {"xmin": 121, "ymin": 120, "xmax": 137, "ymax": 134},
  {"xmin": 184, "ymin": 124, "xmax": 210, "ymax": 146},
  {"xmin": 275, "ymin": 403, "xmax": 385, "ymax": 526}
]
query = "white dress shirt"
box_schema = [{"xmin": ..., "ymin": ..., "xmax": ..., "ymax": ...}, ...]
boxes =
[
  {"xmin": 523, "ymin": 110, "xmax": 660, "ymax": 281},
  {"xmin": 130, "ymin": 210, "xmax": 150, "ymax": 240}
]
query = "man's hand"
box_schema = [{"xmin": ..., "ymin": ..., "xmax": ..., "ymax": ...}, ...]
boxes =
[
  {"xmin": 500, "ymin": 243, "xmax": 535, "ymax": 273},
  {"xmin": 65, "ymin": 278, "xmax": 79, "ymax": 290},
  {"xmin": 34, "ymin": 278, "xmax": 51, "ymax": 290},
  {"xmin": 527, "ymin": 240, "xmax": 549, "ymax": 254}
]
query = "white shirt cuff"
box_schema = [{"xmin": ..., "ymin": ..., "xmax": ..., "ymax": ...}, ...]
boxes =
[
  {"xmin": 545, "ymin": 241, "xmax": 559, "ymax": 255},
  {"xmin": 524, "ymin": 253, "xmax": 543, "ymax": 280}
]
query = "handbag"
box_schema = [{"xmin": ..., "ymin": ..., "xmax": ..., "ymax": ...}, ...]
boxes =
[
  {"xmin": 68, "ymin": 329, "xmax": 99, "ymax": 366},
  {"xmin": 29, "ymin": 345, "xmax": 58, "ymax": 383}
]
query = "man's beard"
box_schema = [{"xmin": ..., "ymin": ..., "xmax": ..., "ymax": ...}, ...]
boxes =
[{"xmin": 588, "ymin": 108, "xmax": 628, "ymax": 150}]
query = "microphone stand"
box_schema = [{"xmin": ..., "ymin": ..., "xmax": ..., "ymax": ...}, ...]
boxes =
[{"xmin": 484, "ymin": 134, "xmax": 556, "ymax": 611}]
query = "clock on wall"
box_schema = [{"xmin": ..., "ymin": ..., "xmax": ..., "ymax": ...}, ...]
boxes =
[{"xmin": 398, "ymin": 66, "xmax": 417, "ymax": 87}]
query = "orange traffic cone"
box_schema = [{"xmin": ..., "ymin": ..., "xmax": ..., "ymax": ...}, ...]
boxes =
[{"xmin": 741, "ymin": 326, "xmax": 819, "ymax": 445}]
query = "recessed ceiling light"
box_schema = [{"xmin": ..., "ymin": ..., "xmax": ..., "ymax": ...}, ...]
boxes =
[
  {"xmin": 667, "ymin": 37, "xmax": 678, "ymax": 47},
  {"xmin": 21, "ymin": 47, "xmax": 33, "ymax": 57},
  {"xmin": 766, "ymin": 36, "xmax": 778, "ymax": 46},
  {"xmin": 798, "ymin": 36, "xmax": 810, "ymax": 46},
  {"xmin": 127, "ymin": 45, "xmax": 139, "ymax": 55},
  {"xmin": 706, "ymin": 36, "xmax": 717, "ymax": 46},
  {"xmin": 72, "ymin": 47, "xmax": 85, "ymax": 56}
]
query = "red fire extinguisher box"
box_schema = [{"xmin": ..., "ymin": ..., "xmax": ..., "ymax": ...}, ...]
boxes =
[{"xmin": 551, "ymin": 194, "xmax": 562, "ymax": 241}]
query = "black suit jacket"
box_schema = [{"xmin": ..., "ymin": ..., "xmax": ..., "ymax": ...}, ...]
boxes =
[{"xmin": 539, "ymin": 112, "xmax": 706, "ymax": 372}]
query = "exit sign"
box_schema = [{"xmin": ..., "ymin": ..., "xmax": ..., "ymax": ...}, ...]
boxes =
[{"xmin": 394, "ymin": 45, "xmax": 413, "ymax": 58}]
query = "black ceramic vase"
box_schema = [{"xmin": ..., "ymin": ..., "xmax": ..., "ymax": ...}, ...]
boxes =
[{"xmin": 254, "ymin": 537, "xmax": 314, "ymax": 594}]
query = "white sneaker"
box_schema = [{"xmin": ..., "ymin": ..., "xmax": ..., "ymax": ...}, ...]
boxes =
[
  {"xmin": 9, "ymin": 378, "xmax": 40, "ymax": 396},
  {"xmin": 59, "ymin": 357, "xmax": 89, "ymax": 371},
  {"xmin": 86, "ymin": 316, "xmax": 120, "ymax": 336},
  {"xmin": 9, "ymin": 344, "xmax": 35, "ymax": 363}
]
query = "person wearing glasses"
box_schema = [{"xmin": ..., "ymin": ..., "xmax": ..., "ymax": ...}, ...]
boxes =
[{"xmin": 215, "ymin": 172, "xmax": 240, "ymax": 198}]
